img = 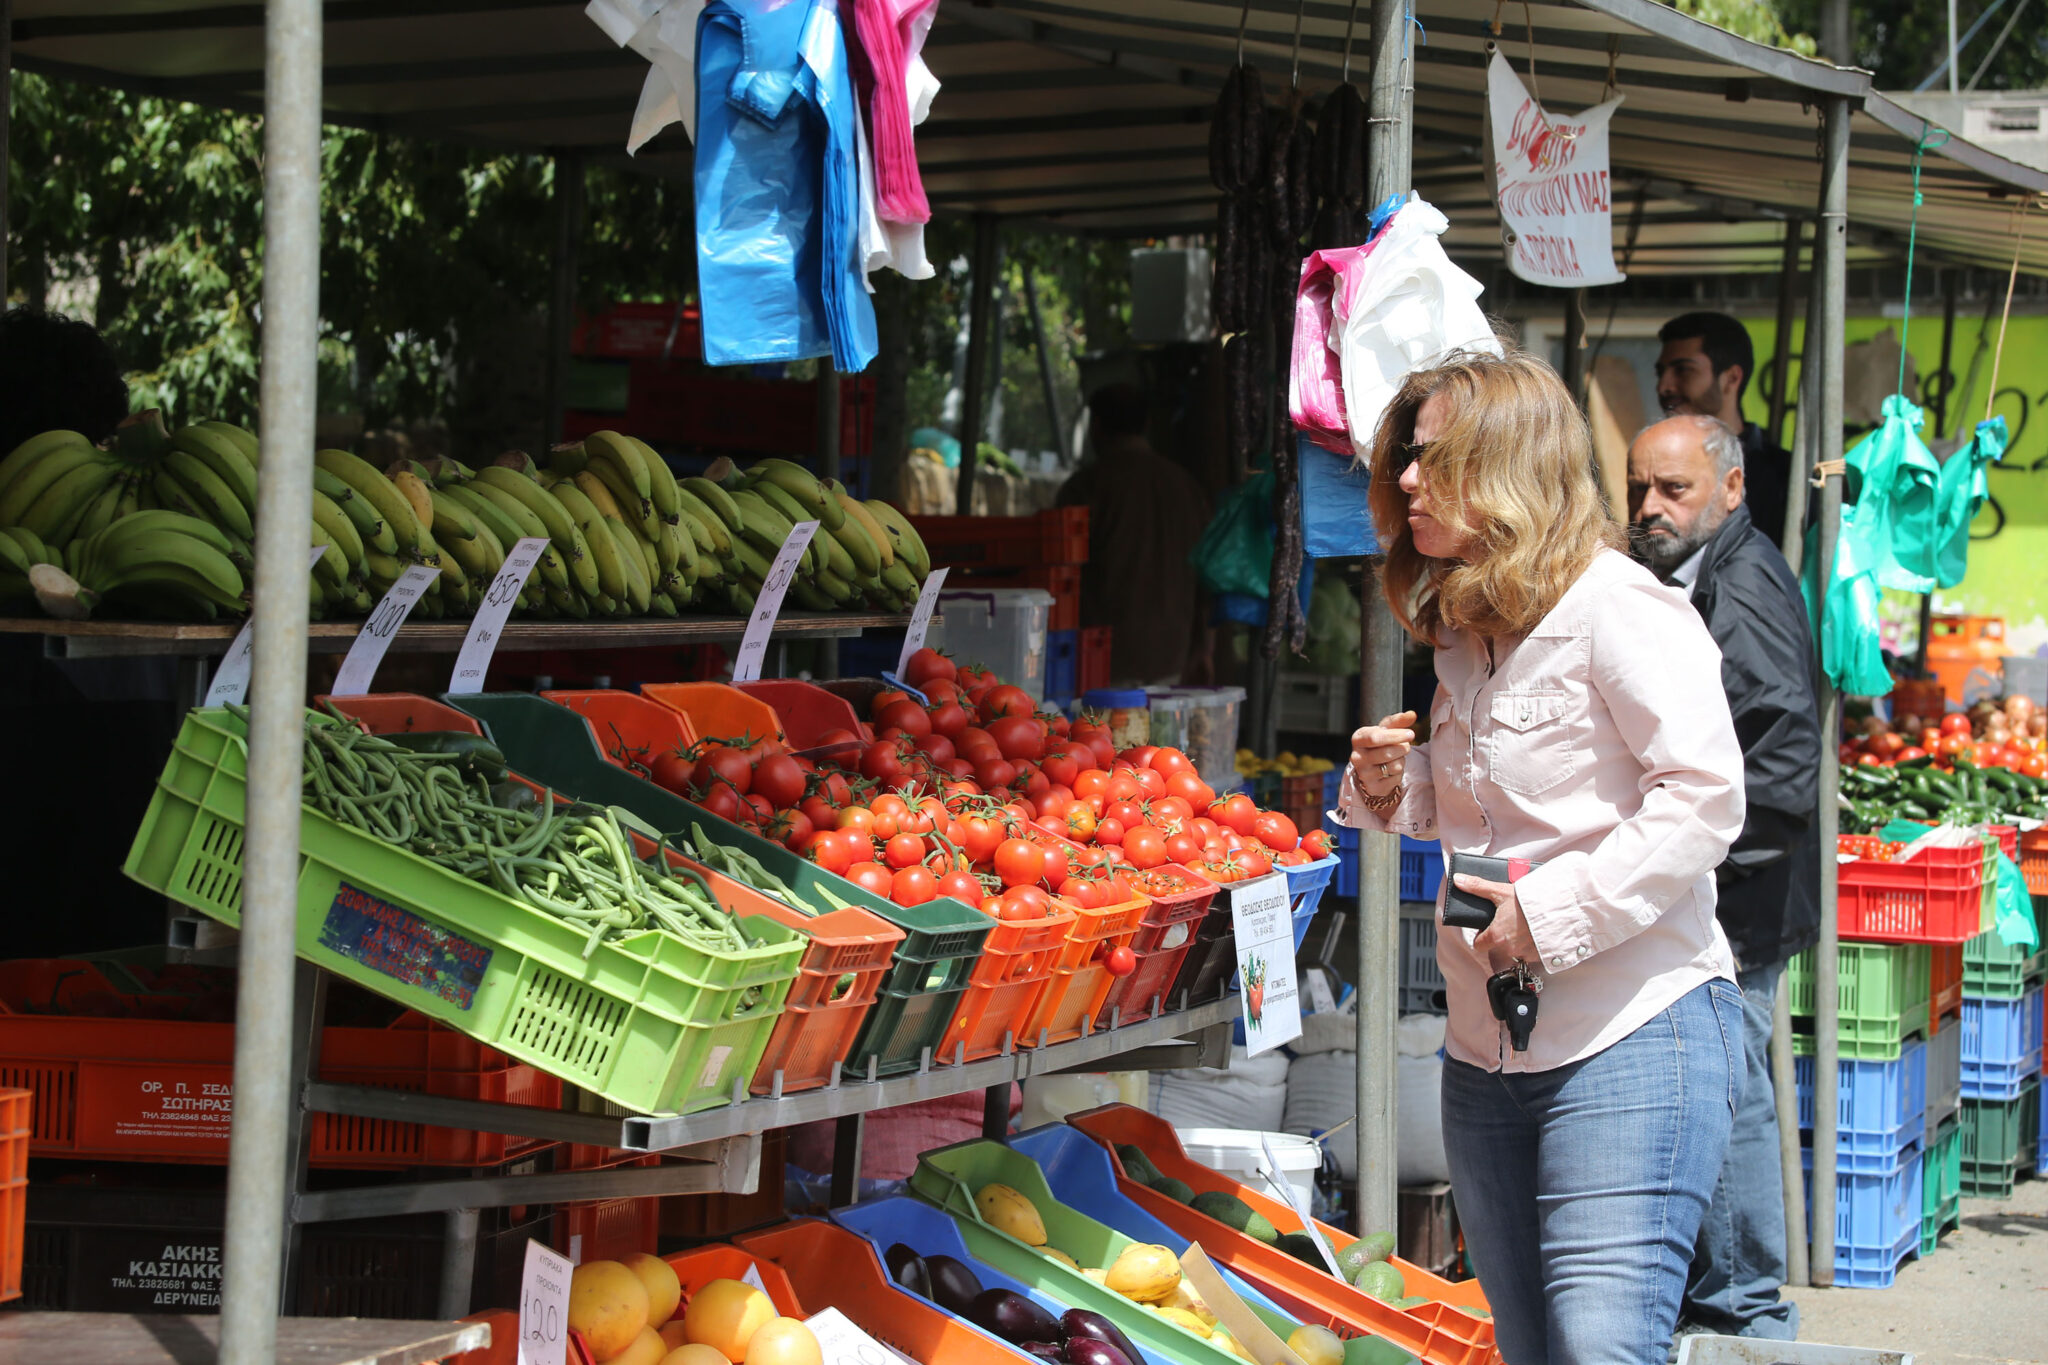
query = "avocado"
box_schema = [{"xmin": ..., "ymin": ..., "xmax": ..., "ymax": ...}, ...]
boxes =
[
  {"xmin": 1149, "ymin": 1176, "xmax": 1195, "ymax": 1204},
  {"xmin": 1190, "ymin": 1190, "xmax": 1279, "ymax": 1245},
  {"xmin": 1117, "ymin": 1144, "xmax": 1165, "ymax": 1186},
  {"xmin": 1274, "ymin": 1232, "xmax": 1326, "ymax": 1266},
  {"xmin": 1338, "ymin": 1230, "xmax": 1396, "ymax": 1282},
  {"xmin": 1353, "ymin": 1261, "xmax": 1406, "ymax": 1303}
]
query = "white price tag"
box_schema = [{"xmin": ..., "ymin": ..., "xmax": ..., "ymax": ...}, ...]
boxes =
[
  {"xmin": 803, "ymin": 1306, "xmax": 920, "ymax": 1365},
  {"xmin": 741, "ymin": 1259, "xmax": 768, "ymax": 1294},
  {"xmin": 204, "ymin": 545, "xmax": 329, "ymax": 706},
  {"xmin": 732, "ymin": 520, "xmax": 819, "ymax": 683},
  {"xmin": 448, "ymin": 536, "xmax": 549, "ymax": 695},
  {"xmin": 1229, "ymin": 873, "xmax": 1303, "ymax": 1056},
  {"xmin": 894, "ymin": 566, "xmax": 950, "ymax": 675},
  {"xmin": 1257, "ymin": 1132, "xmax": 1343, "ymax": 1278},
  {"xmin": 516, "ymin": 1239, "xmax": 572, "ymax": 1365},
  {"xmin": 330, "ymin": 562, "xmax": 443, "ymax": 696}
]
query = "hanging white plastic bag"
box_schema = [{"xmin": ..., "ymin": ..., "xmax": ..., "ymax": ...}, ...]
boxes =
[
  {"xmin": 1332, "ymin": 199, "xmax": 1501, "ymax": 457},
  {"xmin": 586, "ymin": 0, "xmax": 709, "ymax": 153}
]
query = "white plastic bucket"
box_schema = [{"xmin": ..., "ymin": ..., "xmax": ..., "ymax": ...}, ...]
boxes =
[{"xmin": 1174, "ymin": 1126, "xmax": 1322, "ymax": 1210}]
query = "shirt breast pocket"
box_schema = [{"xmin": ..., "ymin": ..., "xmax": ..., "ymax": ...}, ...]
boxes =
[{"xmin": 1487, "ymin": 690, "xmax": 1575, "ymax": 796}]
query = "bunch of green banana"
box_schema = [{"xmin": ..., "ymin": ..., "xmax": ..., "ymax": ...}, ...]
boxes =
[
  {"xmin": 0, "ymin": 430, "xmax": 145, "ymax": 546},
  {"xmin": 0, "ymin": 526, "xmax": 60, "ymax": 610},
  {"xmin": 27, "ymin": 510, "xmax": 248, "ymax": 621}
]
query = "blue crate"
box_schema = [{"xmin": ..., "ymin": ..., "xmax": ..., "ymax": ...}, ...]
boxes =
[
  {"xmin": 1960, "ymin": 985, "xmax": 2045, "ymax": 1100},
  {"xmin": 1044, "ymin": 629, "xmax": 1078, "ymax": 707},
  {"xmin": 2039, "ymin": 1082, "xmax": 2048, "ymax": 1172},
  {"xmin": 834, "ymin": 631, "xmax": 907, "ymax": 679},
  {"xmin": 1801, "ymin": 1141, "xmax": 1924, "ymax": 1288},
  {"xmin": 1325, "ymin": 823, "xmax": 1443, "ymax": 904},
  {"xmin": 1794, "ymin": 1036, "xmax": 1927, "ymax": 1173},
  {"xmin": 1005, "ymin": 1125, "xmax": 1291, "ymax": 1318}
]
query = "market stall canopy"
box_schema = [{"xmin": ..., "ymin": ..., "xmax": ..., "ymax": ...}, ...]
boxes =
[{"xmin": 12, "ymin": 0, "xmax": 2048, "ymax": 274}]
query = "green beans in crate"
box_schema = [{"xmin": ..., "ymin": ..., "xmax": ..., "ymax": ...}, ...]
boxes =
[
  {"xmin": 123, "ymin": 708, "xmax": 804, "ymax": 1115},
  {"xmin": 438, "ymin": 690, "xmax": 993, "ymax": 1078}
]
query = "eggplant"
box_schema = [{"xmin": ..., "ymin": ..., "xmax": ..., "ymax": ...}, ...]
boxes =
[
  {"xmin": 1022, "ymin": 1344, "xmax": 1063, "ymax": 1361},
  {"xmin": 1059, "ymin": 1310, "xmax": 1143, "ymax": 1365},
  {"xmin": 924, "ymin": 1254, "xmax": 983, "ymax": 1315},
  {"xmin": 889, "ymin": 1250, "xmax": 932, "ymax": 1299},
  {"xmin": 968, "ymin": 1288, "xmax": 1062, "ymax": 1345},
  {"xmin": 1064, "ymin": 1341, "xmax": 1137, "ymax": 1365},
  {"xmin": 884, "ymin": 1243, "xmax": 921, "ymax": 1279}
]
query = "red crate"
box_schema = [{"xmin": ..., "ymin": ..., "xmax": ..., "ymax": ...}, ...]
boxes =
[
  {"xmin": 1989, "ymin": 825, "xmax": 2019, "ymax": 862},
  {"xmin": 1838, "ymin": 843, "xmax": 1987, "ymax": 944},
  {"xmin": 563, "ymin": 364, "xmax": 873, "ymax": 460},
  {"xmin": 542, "ymin": 688, "xmax": 698, "ymax": 774},
  {"xmin": 1078, "ymin": 626, "xmax": 1114, "ymax": 693},
  {"xmin": 1098, "ymin": 867, "xmax": 1219, "ymax": 1027},
  {"xmin": 736, "ymin": 679, "xmax": 870, "ymax": 751},
  {"xmin": 909, "ymin": 508, "xmax": 1090, "ymax": 569},
  {"xmin": 1933, "ymin": 941, "xmax": 1963, "ymax": 1038},
  {"xmin": 2022, "ymin": 828, "xmax": 2048, "ymax": 897},
  {"xmin": 0, "ymin": 1089, "xmax": 24, "ymax": 1304},
  {"xmin": 557, "ymin": 1159, "xmax": 662, "ymax": 1264}
]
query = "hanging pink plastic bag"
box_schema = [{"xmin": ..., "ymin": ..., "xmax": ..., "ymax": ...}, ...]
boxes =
[
  {"xmin": 1290, "ymin": 244, "xmax": 1372, "ymax": 456},
  {"xmin": 851, "ymin": 0, "xmax": 938, "ymax": 224}
]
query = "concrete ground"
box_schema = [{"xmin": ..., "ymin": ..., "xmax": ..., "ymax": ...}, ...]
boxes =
[{"xmin": 1783, "ymin": 1175, "xmax": 2048, "ymax": 1364}]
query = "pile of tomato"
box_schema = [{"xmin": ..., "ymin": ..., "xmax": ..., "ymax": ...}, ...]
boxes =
[
  {"xmin": 1843, "ymin": 710, "xmax": 2048, "ymax": 777},
  {"xmin": 626, "ymin": 648, "xmax": 1334, "ymax": 918},
  {"xmin": 1837, "ymin": 834, "xmax": 1906, "ymax": 862}
]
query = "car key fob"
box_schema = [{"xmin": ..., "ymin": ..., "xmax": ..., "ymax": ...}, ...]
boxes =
[{"xmin": 1487, "ymin": 964, "xmax": 1541, "ymax": 1052}]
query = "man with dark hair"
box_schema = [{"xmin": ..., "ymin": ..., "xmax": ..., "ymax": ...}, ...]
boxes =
[
  {"xmin": 0, "ymin": 308, "xmax": 131, "ymax": 456},
  {"xmin": 1656, "ymin": 311, "xmax": 1793, "ymax": 551},
  {"xmin": 1057, "ymin": 384, "xmax": 1210, "ymax": 684}
]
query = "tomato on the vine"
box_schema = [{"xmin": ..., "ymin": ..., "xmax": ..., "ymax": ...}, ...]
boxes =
[
  {"xmin": 1252, "ymin": 811, "xmax": 1301, "ymax": 852},
  {"xmin": 937, "ymin": 869, "xmax": 983, "ymax": 904},
  {"xmin": 1103, "ymin": 944, "xmax": 1137, "ymax": 977},
  {"xmin": 751, "ymin": 754, "xmax": 808, "ymax": 811},
  {"xmin": 995, "ymin": 838, "xmax": 1047, "ymax": 888},
  {"xmin": 891, "ymin": 866, "xmax": 938, "ymax": 906},
  {"xmin": 648, "ymin": 751, "xmax": 692, "ymax": 793},
  {"xmin": 1095, "ymin": 817, "xmax": 1126, "ymax": 847},
  {"xmin": 693, "ymin": 746, "xmax": 753, "ymax": 795},
  {"xmin": 999, "ymin": 885, "xmax": 1051, "ymax": 920},
  {"xmin": 847, "ymin": 861, "xmax": 893, "ymax": 895}
]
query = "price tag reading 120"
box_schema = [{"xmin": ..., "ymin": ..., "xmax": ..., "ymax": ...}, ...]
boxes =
[
  {"xmin": 204, "ymin": 545, "xmax": 330, "ymax": 707},
  {"xmin": 448, "ymin": 536, "xmax": 550, "ymax": 695},
  {"xmin": 516, "ymin": 1239, "xmax": 571, "ymax": 1365},
  {"xmin": 330, "ymin": 561, "xmax": 444, "ymax": 697},
  {"xmin": 731, "ymin": 520, "xmax": 820, "ymax": 683}
]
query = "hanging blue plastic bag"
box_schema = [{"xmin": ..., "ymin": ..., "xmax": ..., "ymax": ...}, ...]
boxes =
[
  {"xmin": 694, "ymin": 0, "xmax": 875, "ymax": 370},
  {"xmin": 1297, "ymin": 434, "xmax": 1380, "ymax": 559},
  {"xmin": 1934, "ymin": 416, "xmax": 2005, "ymax": 589}
]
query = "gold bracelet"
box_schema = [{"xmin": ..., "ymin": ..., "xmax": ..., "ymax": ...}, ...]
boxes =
[{"xmin": 1359, "ymin": 784, "xmax": 1403, "ymax": 812}]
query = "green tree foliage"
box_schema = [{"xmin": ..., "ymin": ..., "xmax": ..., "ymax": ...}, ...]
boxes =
[
  {"xmin": 1775, "ymin": 0, "xmax": 2046, "ymax": 88},
  {"xmin": 1666, "ymin": 0, "xmax": 1818, "ymax": 53}
]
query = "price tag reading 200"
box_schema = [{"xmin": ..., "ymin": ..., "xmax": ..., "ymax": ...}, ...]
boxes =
[
  {"xmin": 516, "ymin": 1239, "xmax": 571, "ymax": 1365},
  {"xmin": 448, "ymin": 535, "xmax": 549, "ymax": 695},
  {"xmin": 731, "ymin": 520, "xmax": 820, "ymax": 683},
  {"xmin": 330, "ymin": 561, "xmax": 443, "ymax": 697}
]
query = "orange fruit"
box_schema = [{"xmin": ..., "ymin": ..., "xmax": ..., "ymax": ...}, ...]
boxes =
[
  {"xmin": 569, "ymin": 1260, "xmax": 651, "ymax": 1363},
  {"xmin": 625, "ymin": 1252, "xmax": 683, "ymax": 1329},
  {"xmin": 659, "ymin": 1347, "xmax": 730, "ymax": 1365},
  {"xmin": 681, "ymin": 1279, "xmax": 775, "ymax": 1362},
  {"xmin": 743, "ymin": 1318, "xmax": 822, "ymax": 1365}
]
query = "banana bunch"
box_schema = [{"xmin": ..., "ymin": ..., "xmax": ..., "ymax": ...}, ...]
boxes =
[
  {"xmin": 0, "ymin": 526, "xmax": 61, "ymax": 610},
  {"xmin": 28, "ymin": 510, "xmax": 248, "ymax": 621},
  {"xmin": 0, "ymin": 430, "xmax": 149, "ymax": 546}
]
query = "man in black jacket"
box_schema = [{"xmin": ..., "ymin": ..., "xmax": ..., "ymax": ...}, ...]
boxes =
[
  {"xmin": 1628, "ymin": 414, "xmax": 1821, "ymax": 1343},
  {"xmin": 1656, "ymin": 311, "xmax": 1798, "ymax": 551}
]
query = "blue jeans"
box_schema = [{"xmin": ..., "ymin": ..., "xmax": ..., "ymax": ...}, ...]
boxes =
[
  {"xmin": 1683, "ymin": 963, "xmax": 1799, "ymax": 1339},
  {"xmin": 1441, "ymin": 979, "xmax": 1743, "ymax": 1365}
]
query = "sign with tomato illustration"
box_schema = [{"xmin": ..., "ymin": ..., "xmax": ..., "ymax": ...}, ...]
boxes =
[{"xmin": 1228, "ymin": 873, "xmax": 1301, "ymax": 1056}]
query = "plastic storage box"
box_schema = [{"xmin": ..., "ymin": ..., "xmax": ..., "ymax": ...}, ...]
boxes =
[
  {"xmin": 1925, "ymin": 1016, "xmax": 1962, "ymax": 1147},
  {"xmin": 1959, "ymin": 1077, "xmax": 2040, "ymax": 1197},
  {"xmin": 1402, "ymin": 909, "xmax": 1447, "ymax": 1014},
  {"xmin": 1793, "ymin": 1037, "xmax": 1928, "ymax": 1173},
  {"xmin": 1149, "ymin": 687, "xmax": 1245, "ymax": 793},
  {"xmin": 1919, "ymin": 1115, "xmax": 1960, "ymax": 1257},
  {"xmin": 1800, "ymin": 1141, "xmax": 1923, "ymax": 1288},
  {"xmin": 933, "ymin": 588, "xmax": 1055, "ymax": 700},
  {"xmin": 1961, "ymin": 925, "xmax": 2047, "ymax": 999},
  {"xmin": 1837, "ymin": 843, "xmax": 1989, "ymax": 944}
]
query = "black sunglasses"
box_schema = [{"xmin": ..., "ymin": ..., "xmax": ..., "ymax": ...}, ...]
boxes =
[{"xmin": 1390, "ymin": 438, "xmax": 1433, "ymax": 479}]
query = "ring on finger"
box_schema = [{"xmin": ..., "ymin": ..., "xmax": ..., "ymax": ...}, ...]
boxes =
[{"xmin": 1379, "ymin": 762, "xmax": 1392, "ymax": 778}]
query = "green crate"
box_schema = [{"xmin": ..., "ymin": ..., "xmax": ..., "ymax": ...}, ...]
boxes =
[
  {"xmin": 1919, "ymin": 1116, "xmax": 1961, "ymax": 1257},
  {"xmin": 1786, "ymin": 941, "xmax": 1933, "ymax": 1059},
  {"xmin": 1961, "ymin": 927, "xmax": 2047, "ymax": 999},
  {"xmin": 907, "ymin": 1139, "xmax": 1409, "ymax": 1365},
  {"xmin": 123, "ymin": 708, "xmax": 804, "ymax": 1116},
  {"xmin": 440, "ymin": 691, "xmax": 990, "ymax": 1078},
  {"xmin": 1959, "ymin": 1077, "xmax": 2041, "ymax": 1198}
]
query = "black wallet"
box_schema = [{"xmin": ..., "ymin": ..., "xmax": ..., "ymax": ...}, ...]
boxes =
[{"xmin": 1443, "ymin": 853, "xmax": 1545, "ymax": 931}]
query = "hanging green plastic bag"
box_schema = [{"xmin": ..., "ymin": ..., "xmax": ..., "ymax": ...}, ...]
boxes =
[
  {"xmin": 1994, "ymin": 850, "xmax": 2039, "ymax": 951},
  {"xmin": 1933, "ymin": 416, "xmax": 2005, "ymax": 589},
  {"xmin": 1803, "ymin": 516, "xmax": 1895, "ymax": 698},
  {"xmin": 1194, "ymin": 471, "xmax": 1275, "ymax": 600},
  {"xmin": 1842, "ymin": 394, "xmax": 1942, "ymax": 593}
]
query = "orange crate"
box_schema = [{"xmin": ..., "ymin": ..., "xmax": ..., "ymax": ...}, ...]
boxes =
[
  {"xmin": 0, "ymin": 1089, "xmax": 23, "ymax": 1304},
  {"xmin": 940, "ymin": 904, "xmax": 1073, "ymax": 1063},
  {"xmin": 1887, "ymin": 678, "xmax": 1948, "ymax": 721},
  {"xmin": 558, "ymin": 1159, "xmax": 663, "ymax": 1264},
  {"xmin": 1932, "ymin": 941, "xmax": 1963, "ymax": 1038},
  {"xmin": 1016, "ymin": 893, "xmax": 1149, "ymax": 1048},
  {"xmin": 663, "ymin": 1129, "xmax": 788, "ymax": 1242},
  {"xmin": 446, "ymin": 1310, "xmax": 515, "ymax": 1365},
  {"xmin": 666, "ymin": 1241, "xmax": 805, "ymax": 1317},
  {"xmin": 1069, "ymin": 1104, "xmax": 1496, "ymax": 1365},
  {"xmin": 737, "ymin": 1218, "xmax": 1024, "ymax": 1365},
  {"xmin": 544, "ymin": 688, "xmax": 698, "ymax": 774},
  {"xmin": 643, "ymin": 682, "xmax": 784, "ymax": 749},
  {"xmin": 2022, "ymin": 829, "xmax": 2048, "ymax": 897},
  {"xmin": 316, "ymin": 691, "xmax": 482, "ymax": 735},
  {"xmin": 0, "ymin": 997, "xmax": 561, "ymax": 1168},
  {"xmin": 736, "ymin": 680, "xmax": 870, "ymax": 751}
]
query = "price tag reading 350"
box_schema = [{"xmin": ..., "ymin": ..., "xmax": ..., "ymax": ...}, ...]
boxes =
[
  {"xmin": 448, "ymin": 536, "xmax": 549, "ymax": 695},
  {"xmin": 516, "ymin": 1239, "xmax": 571, "ymax": 1365},
  {"xmin": 204, "ymin": 544, "xmax": 330, "ymax": 706},
  {"xmin": 330, "ymin": 561, "xmax": 443, "ymax": 697},
  {"xmin": 732, "ymin": 520, "xmax": 820, "ymax": 683}
]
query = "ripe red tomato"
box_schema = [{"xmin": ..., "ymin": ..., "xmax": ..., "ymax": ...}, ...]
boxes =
[
  {"xmin": 914, "ymin": 732, "xmax": 957, "ymax": 767},
  {"xmin": 847, "ymin": 861, "xmax": 893, "ymax": 895},
  {"xmin": 806, "ymin": 829, "xmax": 858, "ymax": 875},
  {"xmin": 974, "ymin": 758, "xmax": 1019, "ymax": 791},
  {"xmin": 928, "ymin": 702, "xmax": 970, "ymax": 739},
  {"xmin": 1252, "ymin": 811, "xmax": 1301, "ymax": 852},
  {"xmin": 1301, "ymin": 828, "xmax": 1334, "ymax": 860},
  {"xmin": 891, "ymin": 866, "xmax": 939, "ymax": 906},
  {"xmin": 1058, "ymin": 876, "xmax": 1103, "ymax": 909},
  {"xmin": 1103, "ymin": 944, "xmax": 1138, "ymax": 977},
  {"xmin": 937, "ymin": 869, "xmax": 983, "ymax": 904},
  {"xmin": 980, "ymin": 685, "xmax": 1036, "ymax": 721},
  {"xmin": 883, "ymin": 832, "xmax": 927, "ymax": 869},
  {"xmin": 878, "ymin": 700, "xmax": 933, "ymax": 739},
  {"xmin": 1123, "ymin": 825, "xmax": 1169, "ymax": 870},
  {"xmin": 988, "ymin": 716, "xmax": 1046, "ymax": 763},
  {"xmin": 1147, "ymin": 747, "xmax": 1192, "ymax": 777},
  {"xmin": 751, "ymin": 754, "xmax": 808, "ymax": 811},
  {"xmin": 1095, "ymin": 817, "xmax": 1126, "ymax": 847},
  {"xmin": 1895, "ymin": 746, "xmax": 1928, "ymax": 764},
  {"xmin": 697, "ymin": 783, "xmax": 742, "ymax": 823},
  {"xmin": 999, "ymin": 886, "xmax": 1051, "ymax": 920},
  {"xmin": 1211, "ymin": 794, "xmax": 1259, "ymax": 836},
  {"xmin": 648, "ymin": 751, "xmax": 692, "ymax": 792},
  {"xmin": 1040, "ymin": 747, "xmax": 1081, "ymax": 790},
  {"xmin": 1940, "ymin": 713, "xmax": 1973, "ymax": 737},
  {"xmin": 903, "ymin": 646, "xmax": 957, "ymax": 686},
  {"xmin": 1869, "ymin": 731, "xmax": 1906, "ymax": 759},
  {"xmin": 767, "ymin": 808, "xmax": 814, "ymax": 851},
  {"xmin": 693, "ymin": 746, "xmax": 753, "ymax": 795},
  {"xmin": 860, "ymin": 740, "xmax": 908, "ymax": 786},
  {"xmin": 995, "ymin": 838, "xmax": 1048, "ymax": 887},
  {"xmin": 1164, "ymin": 831, "xmax": 1203, "ymax": 865}
]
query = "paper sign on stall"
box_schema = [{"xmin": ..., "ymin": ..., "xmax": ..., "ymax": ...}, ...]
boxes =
[
  {"xmin": 1177, "ymin": 1245, "xmax": 1310, "ymax": 1365},
  {"xmin": 516, "ymin": 1239, "xmax": 572, "ymax": 1365},
  {"xmin": 330, "ymin": 562, "xmax": 444, "ymax": 696},
  {"xmin": 732, "ymin": 521, "xmax": 820, "ymax": 683},
  {"xmin": 1229, "ymin": 874, "xmax": 1302, "ymax": 1056},
  {"xmin": 740, "ymin": 1260, "xmax": 768, "ymax": 1293},
  {"xmin": 204, "ymin": 545, "xmax": 330, "ymax": 706},
  {"xmin": 802, "ymin": 1306, "xmax": 920, "ymax": 1365},
  {"xmin": 1257, "ymin": 1131, "xmax": 1344, "ymax": 1277},
  {"xmin": 1484, "ymin": 49, "xmax": 1625, "ymax": 288},
  {"xmin": 894, "ymin": 566, "xmax": 950, "ymax": 675},
  {"xmin": 447, "ymin": 536, "xmax": 550, "ymax": 695}
]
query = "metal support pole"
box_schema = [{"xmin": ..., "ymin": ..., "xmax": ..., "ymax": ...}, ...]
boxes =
[
  {"xmin": 982, "ymin": 1083, "xmax": 1010, "ymax": 1141},
  {"xmin": 278, "ymin": 964, "xmax": 325, "ymax": 1314},
  {"xmin": 437, "ymin": 1209, "xmax": 482, "ymax": 1320},
  {"xmin": 830, "ymin": 1113, "xmax": 865, "ymax": 1208},
  {"xmin": 1770, "ymin": 977, "xmax": 1808, "ymax": 1285},
  {"xmin": 1767, "ymin": 222, "xmax": 1803, "ymax": 449},
  {"xmin": 1561, "ymin": 290, "xmax": 1586, "ymax": 405},
  {"xmin": 218, "ymin": 2, "xmax": 322, "ymax": 1357},
  {"xmin": 545, "ymin": 149, "xmax": 585, "ymax": 447},
  {"xmin": 1025, "ymin": 269, "xmax": 1071, "ymax": 466},
  {"xmin": 1, "ymin": 0, "xmax": 11, "ymax": 307},
  {"xmin": 954, "ymin": 213, "xmax": 999, "ymax": 516},
  {"xmin": 1353, "ymin": 0, "xmax": 1412, "ymax": 1241},
  {"xmin": 1809, "ymin": 90, "xmax": 1852, "ymax": 1290},
  {"xmin": 1783, "ymin": 236, "xmax": 1824, "ymax": 570}
]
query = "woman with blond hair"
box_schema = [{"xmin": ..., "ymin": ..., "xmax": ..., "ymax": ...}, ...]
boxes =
[{"xmin": 1334, "ymin": 350, "xmax": 1748, "ymax": 1364}]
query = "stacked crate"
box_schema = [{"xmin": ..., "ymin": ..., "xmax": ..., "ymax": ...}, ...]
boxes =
[
  {"xmin": 1958, "ymin": 917, "xmax": 2045, "ymax": 1197},
  {"xmin": 909, "ymin": 508, "xmax": 1090, "ymax": 653}
]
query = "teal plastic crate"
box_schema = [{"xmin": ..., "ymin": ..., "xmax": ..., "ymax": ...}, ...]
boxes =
[
  {"xmin": 1919, "ymin": 1116, "xmax": 1960, "ymax": 1258},
  {"xmin": 1788, "ymin": 941, "xmax": 1932, "ymax": 1060},
  {"xmin": 1960, "ymin": 1077, "xmax": 2042, "ymax": 1197},
  {"xmin": 123, "ymin": 708, "xmax": 803, "ymax": 1115},
  {"xmin": 1961, "ymin": 928, "xmax": 2046, "ymax": 999}
]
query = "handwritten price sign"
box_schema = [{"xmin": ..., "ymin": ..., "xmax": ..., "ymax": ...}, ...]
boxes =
[
  {"xmin": 732, "ymin": 520, "xmax": 820, "ymax": 683},
  {"xmin": 204, "ymin": 545, "xmax": 330, "ymax": 706},
  {"xmin": 516, "ymin": 1239, "xmax": 571, "ymax": 1365},
  {"xmin": 330, "ymin": 562, "xmax": 443, "ymax": 697},
  {"xmin": 894, "ymin": 567, "xmax": 950, "ymax": 676},
  {"xmin": 448, "ymin": 536, "xmax": 548, "ymax": 695}
]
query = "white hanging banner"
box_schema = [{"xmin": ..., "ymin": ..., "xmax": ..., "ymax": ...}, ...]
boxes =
[
  {"xmin": 1485, "ymin": 49, "xmax": 1626, "ymax": 288},
  {"xmin": 449, "ymin": 536, "xmax": 551, "ymax": 695},
  {"xmin": 204, "ymin": 545, "xmax": 330, "ymax": 707},
  {"xmin": 732, "ymin": 520, "xmax": 820, "ymax": 683},
  {"xmin": 331, "ymin": 563, "xmax": 444, "ymax": 697}
]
